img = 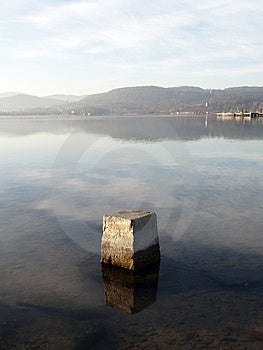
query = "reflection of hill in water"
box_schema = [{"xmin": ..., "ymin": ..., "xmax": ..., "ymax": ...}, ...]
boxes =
[{"xmin": 0, "ymin": 116, "xmax": 262, "ymax": 141}]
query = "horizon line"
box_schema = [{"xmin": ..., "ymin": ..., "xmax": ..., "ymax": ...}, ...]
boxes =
[{"xmin": 1, "ymin": 84, "xmax": 263, "ymax": 98}]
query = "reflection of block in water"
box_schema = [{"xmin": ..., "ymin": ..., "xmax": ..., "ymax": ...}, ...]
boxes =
[
  {"xmin": 102, "ymin": 262, "xmax": 160, "ymax": 314},
  {"xmin": 101, "ymin": 210, "xmax": 160, "ymax": 270}
]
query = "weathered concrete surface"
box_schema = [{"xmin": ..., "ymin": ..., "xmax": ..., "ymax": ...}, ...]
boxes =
[{"xmin": 101, "ymin": 210, "xmax": 160, "ymax": 270}]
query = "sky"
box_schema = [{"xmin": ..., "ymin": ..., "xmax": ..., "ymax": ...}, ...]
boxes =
[{"xmin": 0, "ymin": 0, "xmax": 263, "ymax": 96}]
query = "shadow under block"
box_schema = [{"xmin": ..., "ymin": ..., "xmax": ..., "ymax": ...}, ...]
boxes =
[{"xmin": 101, "ymin": 210, "xmax": 160, "ymax": 270}]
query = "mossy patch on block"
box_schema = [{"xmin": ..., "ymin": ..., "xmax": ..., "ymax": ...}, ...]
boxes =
[{"xmin": 101, "ymin": 210, "xmax": 160, "ymax": 270}]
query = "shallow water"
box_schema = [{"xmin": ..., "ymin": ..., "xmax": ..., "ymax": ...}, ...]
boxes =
[{"xmin": 0, "ymin": 116, "xmax": 262, "ymax": 349}]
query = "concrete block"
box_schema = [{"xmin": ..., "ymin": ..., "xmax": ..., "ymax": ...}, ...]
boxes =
[{"xmin": 101, "ymin": 210, "xmax": 160, "ymax": 270}]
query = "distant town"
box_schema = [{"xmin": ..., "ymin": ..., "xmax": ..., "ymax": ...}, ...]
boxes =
[{"xmin": 217, "ymin": 110, "xmax": 263, "ymax": 120}]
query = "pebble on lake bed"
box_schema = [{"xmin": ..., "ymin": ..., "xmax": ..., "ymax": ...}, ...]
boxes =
[{"xmin": 101, "ymin": 210, "xmax": 160, "ymax": 270}]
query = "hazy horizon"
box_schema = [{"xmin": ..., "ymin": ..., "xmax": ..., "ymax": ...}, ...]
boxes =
[{"xmin": 1, "ymin": 84, "xmax": 263, "ymax": 99}]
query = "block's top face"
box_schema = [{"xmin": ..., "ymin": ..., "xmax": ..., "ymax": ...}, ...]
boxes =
[{"xmin": 105, "ymin": 210, "xmax": 152, "ymax": 220}]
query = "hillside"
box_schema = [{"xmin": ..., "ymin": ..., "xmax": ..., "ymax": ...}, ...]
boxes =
[
  {"xmin": 75, "ymin": 86, "xmax": 210, "ymax": 115},
  {"xmin": 207, "ymin": 87, "xmax": 263, "ymax": 112},
  {"xmin": 0, "ymin": 94, "xmax": 65, "ymax": 112},
  {"xmin": 1, "ymin": 86, "xmax": 263, "ymax": 115},
  {"xmin": 65, "ymin": 86, "xmax": 263, "ymax": 115}
]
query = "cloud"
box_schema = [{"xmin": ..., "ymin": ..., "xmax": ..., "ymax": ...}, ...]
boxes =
[
  {"xmin": 1, "ymin": 0, "xmax": 263, "ymax": 92},
  {"xmin": 17, "ymin": 0, "xmax": 261, "ymax": 62}
]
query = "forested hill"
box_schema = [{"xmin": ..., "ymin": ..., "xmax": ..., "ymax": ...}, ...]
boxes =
[
  {"xmin": 1, "ymin": 86, "xmax": 263, "ymax": 115},
  {"xmin": 63, "ymin": 86, "xmax": 263, "ymax": 115}
]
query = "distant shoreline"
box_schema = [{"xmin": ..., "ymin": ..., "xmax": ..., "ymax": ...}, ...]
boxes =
[{"xmin": 1, "ymin": 86, "xmax": 263, "ymax": 116}]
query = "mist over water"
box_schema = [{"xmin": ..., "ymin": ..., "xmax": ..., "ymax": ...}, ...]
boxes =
[{"xmin": 0, "ymin": 116, "xmax": 262, "ymax": 349}]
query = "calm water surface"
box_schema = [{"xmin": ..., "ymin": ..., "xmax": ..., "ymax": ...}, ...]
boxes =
[{"xmin": 0, "ymin": 116, "xmax": 262, "ymax": 349}]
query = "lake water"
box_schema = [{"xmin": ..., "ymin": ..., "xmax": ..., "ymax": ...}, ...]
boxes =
[{"xmin": 0, "ymin": 115, "xmax": 262, "ymax": 349}]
